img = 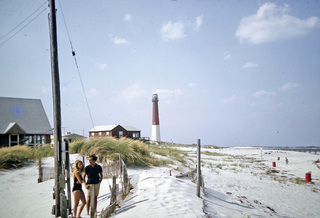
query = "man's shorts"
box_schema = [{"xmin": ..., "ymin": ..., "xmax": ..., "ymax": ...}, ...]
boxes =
[{"xmin": 87, "ymin": 183, "xmax": 101, "ymax": 197}]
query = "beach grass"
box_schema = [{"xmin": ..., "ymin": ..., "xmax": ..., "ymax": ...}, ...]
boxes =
[
  {"xmin": 202, "ymin": 151, "xmax": 226, "ymax": 156},
  {"xmin": 149, "ymin": 143, "xmax": 189, "ymax": 164},
  {"xmin": 70, "ymin": 137, "xmax": 162, "ymax": 167},
  {"xmin": 0, "ymin": 139, "xmax": 192, "ymax": 169},
  {"xmin": 0, "ymin": 144, "xmax": 54, "ymax": 169}
]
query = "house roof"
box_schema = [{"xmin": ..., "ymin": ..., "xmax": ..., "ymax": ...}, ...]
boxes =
[
  {"xmin": 0, "ymin": 97, "xmax": 53, "ymax": 135},
  {"xmin": 89, "ymin": 125, "xmax": 118, "ymax": 132},
  {"xmin": 62, "ymin": 133, "xmax": 85, "ymax": 138},
  {"xmin": 89, "ymin": 124, "xmax": 140, "ymax": 132},
  {"xmin": 122, "ymin": 126, "xmax": 140, "ymax": 131}
]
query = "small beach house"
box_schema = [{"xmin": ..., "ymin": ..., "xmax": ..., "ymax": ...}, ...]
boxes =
[{"xmin": 0, "ymin": 97, "xmax": 52, "ymax": 147}]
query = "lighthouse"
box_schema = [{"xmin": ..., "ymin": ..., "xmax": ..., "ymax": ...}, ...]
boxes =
[{"xmin": 151, "ymin": 93, "xmax": 160, "ymax": 142}]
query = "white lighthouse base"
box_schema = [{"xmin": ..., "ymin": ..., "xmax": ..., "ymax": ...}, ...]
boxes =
[{"xmin": 151, "ymin": 125, "xmax": 160, "ymax": 142}]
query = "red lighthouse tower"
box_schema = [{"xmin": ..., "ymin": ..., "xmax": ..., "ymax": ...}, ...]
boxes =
[{"xmin": 151, "ymin": 93, "xmax": 160, "ymax": 141}]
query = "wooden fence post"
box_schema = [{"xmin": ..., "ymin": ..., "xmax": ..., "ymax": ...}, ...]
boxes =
[
  {"xmin": 64, "ymin": 140, "xmax": 71, "ymax": 215},
  {"xmin": 196, "ymin": 139, "xmax": 201, "ymax": 197},
  {"xmin": 119, "ymin": 154, "xmax": 122, "ymax": 175},
  {"xmin": 123, "ymin": 165, "xmax": 129, "ymax": 198},
  {"xmin": 111, "ymin": 176, "xmax": 117, "ymax": 210},
  {"xmin": 38, "ymin": 157, "xmax": 43, "ymax": 183}
]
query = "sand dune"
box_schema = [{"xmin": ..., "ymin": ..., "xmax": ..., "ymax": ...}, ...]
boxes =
[{"xmin": 0, "ymin": 147, "xmax": 319, "ymax": 217}]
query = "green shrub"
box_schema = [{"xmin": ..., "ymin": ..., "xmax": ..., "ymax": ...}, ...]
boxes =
[
  {"xmin": 32, "ymin": 144, "xmax": 54, "ymax": 158},
  {"xmin": 77, "ymin": 137, "xmax": 159, "ymax": 167},
  {"xmin": 0, "ymin": 145, "xmax": 34, "ymax": 169},
  {"xmin": 70, "ymin": 138, "xmax": 86, "ymax": 154}
]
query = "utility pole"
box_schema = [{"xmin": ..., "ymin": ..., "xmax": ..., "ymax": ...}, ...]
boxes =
[{"xmin": 49, "ymin": 0, "xmax": 63, "ymax": 216}]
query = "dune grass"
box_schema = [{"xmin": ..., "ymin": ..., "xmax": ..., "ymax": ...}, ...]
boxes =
[
  {"xmin": 70, "ymin": 137, "xmax": 162, "ymax": 167},
  {"xmin": 149, "ymin": 143, "xmax": 189, "ymax": 164},
  {"xmin": 0, "ymin": 144, "xmax": 54, "ymax": 169},
  {"xmin": 0, "ymin": 138, "xmax": 209, "ymax": 169}
]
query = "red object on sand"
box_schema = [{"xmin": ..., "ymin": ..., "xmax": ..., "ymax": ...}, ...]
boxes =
[
  {"xmin": 305, "ymin": 172, "xmax": 311, "ymax": 182},
  {"xmin": 272, "ymin": 162, "xmax": 276, "ymax": 167},
  {"xmin": 278, "ymin": 157, "xmax": 280, "ymax": 161}
]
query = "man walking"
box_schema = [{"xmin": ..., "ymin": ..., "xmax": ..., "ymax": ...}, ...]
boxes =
[{"xmin": 83, "ymin": 154, "xmax": 103, "ymax": 216}]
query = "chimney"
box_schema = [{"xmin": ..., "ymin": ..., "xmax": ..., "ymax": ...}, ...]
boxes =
[{"xmin": 151, "ymin": 93, "xmax": 160, "ymax": 142}]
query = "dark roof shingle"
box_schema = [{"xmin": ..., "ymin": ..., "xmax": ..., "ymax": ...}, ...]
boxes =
[{"xmin": 0, "ymin": 97, "xmax": 52, "ymax": 134}]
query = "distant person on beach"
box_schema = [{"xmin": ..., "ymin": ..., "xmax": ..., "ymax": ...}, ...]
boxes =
[
  {"xmin": 285, "ymin": 157, "xmax": 289, "ymax": 164},
  {"xmin": 83, "ymin": 154, "xmax": 103, "ymax": 216},
  {"xmin": 72, "ymin": 160, "xmax": 87, "ymax": 218}
]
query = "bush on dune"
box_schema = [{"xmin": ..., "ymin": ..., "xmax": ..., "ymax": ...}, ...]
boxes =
[
  {"xmin": 0, "ymin": 145, "xmax": 33, "ymax": 169},
  {"xmin": 0, "ymin": 144, "xmax": 54, "ymax": 169},
  {"xmin": 70, "ymin": 138, "xmax": 86, "ymax": 154},
  {"xmin": 33, "ymin": 144, "xmax": 54, "ymax": 158},
  {"xmin": 72, "ymin": 137, "xmax": 158, "ymax": 167},
  {"xmin": 1, "ymin": 137, "xmax": 202, "ymax": 169}
]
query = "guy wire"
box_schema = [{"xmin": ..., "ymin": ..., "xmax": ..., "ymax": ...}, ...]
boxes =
[{"xmin": 57, "ymin": 0, "xmax": 95, "ymax": 129}]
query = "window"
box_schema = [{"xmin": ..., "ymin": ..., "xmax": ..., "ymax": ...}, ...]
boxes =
[
  {"xmin": 132, "ymin": 133, "xmax": 140, "ymax": 138},
  {"xmin": 36, "ymin": 135, "xmax": 41, "ymax": 144},
  {"xmin": 24, "ymin": 135, "xmax": 33, "ymax": 145},
  {"xmin": 106, "ymin": 132, "xmax": 110, "ymax": 137},
  {"xmin": 9, "ymin": 134, "xmax": 19, "ymax": 146},
  {"xmin": 119, "ymin": 131, "xmax": 123, "ymax": 137},
  {"xmin": 99, "ymin": 132, "xmax": 102, "ymax": 137},
  {"xmin": 91, "ymin": 132, "xmax": 94, "ymax": 137}
]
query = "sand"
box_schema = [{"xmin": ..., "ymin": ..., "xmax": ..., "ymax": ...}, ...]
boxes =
[{"xmin": 0, "ymin": 147, "xmax": 319, "ymax": 218}]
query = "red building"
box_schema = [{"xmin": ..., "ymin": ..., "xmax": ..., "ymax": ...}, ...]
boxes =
[{"xmin": 89, "ymin": 125, "xmax": 141, "ymax": 139}]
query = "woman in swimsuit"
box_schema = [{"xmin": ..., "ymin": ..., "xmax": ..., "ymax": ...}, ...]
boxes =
[{"xmin": 72, "ymin": 160, "xmax": 87, "ymax": 218}]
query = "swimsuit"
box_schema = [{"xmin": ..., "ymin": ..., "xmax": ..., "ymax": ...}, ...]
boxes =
[{"xmin": 72, "ymin": 174, "xmax": 83, "ymax": 192}]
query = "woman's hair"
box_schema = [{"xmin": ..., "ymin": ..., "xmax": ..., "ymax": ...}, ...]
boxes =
[{"xmin": 73, "ymin": 160, "xmax": 84, "ymax": 174}]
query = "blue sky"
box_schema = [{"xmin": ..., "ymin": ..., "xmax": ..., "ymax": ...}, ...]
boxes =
[{"xmin": 1, "ymin": 0, "xmax": 319, "ymax": 147}]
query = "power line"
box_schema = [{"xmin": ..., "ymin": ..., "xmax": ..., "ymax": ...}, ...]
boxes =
[
  {"xmin": 57, "ymin": 0, "xmax": 95, "ymax": 130},
  {"xmin": 0, "ymin": 1, "xmax": 47, "ymax": 47}
]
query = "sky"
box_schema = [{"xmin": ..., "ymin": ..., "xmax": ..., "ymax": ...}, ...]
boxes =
[{"xmin": 0, "ymin": 0, "xmax": 319, "ymax": 147}]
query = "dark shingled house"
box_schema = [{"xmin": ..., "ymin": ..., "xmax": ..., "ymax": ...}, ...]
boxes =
[{"xmin": 0, "ymin": 97, "xmax": 53, "ymax": 147}]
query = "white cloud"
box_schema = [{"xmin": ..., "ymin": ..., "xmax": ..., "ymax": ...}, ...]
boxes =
[
  {"xmin": 86, "ymin": 88, "xmax": 99, "ymax": 98},
  {"xmin": 153, "ymin": 88, "xmax": 183, "ymax": 103},
  {"xmin": 188, "ymin": 82, "xmax": 197, "ymax": 88},
  {"xmin": 236, "ymin": 2, "xmax": 320, "ymax": 44},
  {"xmin": 110, "ymin": 36, "xmax": 129, "ymax": 44},
  {"xmin": 243, "ymin": 62, "xmax": 258, "ymax": 68},
  {"xmin": 252, "ymin": 90, "xmax": 276, "ymax": 99},
  {"xmin": 112, "ymin": 83, "xmax": 145, "ymax": 103},
  {"xmin": 161, "ymin": 15, "xmax": 203, "ymax": 41},
  {"xmin": 221, "ymin": 95, "xmax": 245, "ymax": 104},
  {"xmin": 154, "ymin": 88, "xmax": 183, "ymax": 96},
  {"xmin": 124, "ymin": 13, "xmax": 131, "ymax": 22},
  {"xmin": 161, "ymin": 21, "xmax": 186, "ymax": 40},
  {"xmin": 223, "ymin": 52, "xmax": 231, "ymax": 61},
  {"xmin": 95, "ymin": 63, "xmax": 108, "ymax": 71},
  {"xmin": 281, "ymin": 82, "xmax": 299, "ymax": 91},
  {"xmin": 195, "ymin": 15, "xmax": 203, "ymax": 29}
]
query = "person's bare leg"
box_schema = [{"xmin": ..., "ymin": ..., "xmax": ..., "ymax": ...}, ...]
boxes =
[
  {"xmin": 86, "ymin": 196, "xmax": 90, "ymax": 216},
  {"xmin": 73, "ymin": 191, "xmax": 80, "ymax": 217},
  {"xmin": 78, "ymin": 190, "xmax": 86, "ymax": 217}
]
